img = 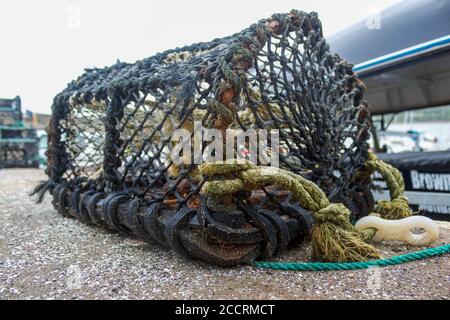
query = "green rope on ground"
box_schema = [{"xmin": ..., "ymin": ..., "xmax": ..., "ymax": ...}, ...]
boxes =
[
  {"xmin": 200, "ymin": 160, "xmax": 381, "ymax": 262},
  {"xmin": 360, "ymin": 152, "xmax": 412, "ymax": 219},
  {"xmin": 254, "ymin": 244, "xmax": 450, "ymax": 271}
]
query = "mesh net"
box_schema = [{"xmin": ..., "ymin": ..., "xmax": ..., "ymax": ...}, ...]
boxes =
[{"xmin": 42, "ymin": 10, "xmax": 373, "ymax": 265}]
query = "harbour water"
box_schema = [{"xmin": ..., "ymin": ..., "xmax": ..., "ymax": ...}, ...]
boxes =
[{"xmin": 389, "ymin": 122, "xmax": 450, "ymax": 151}]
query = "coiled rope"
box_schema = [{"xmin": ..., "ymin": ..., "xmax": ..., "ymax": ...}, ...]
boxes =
[{"xmin": 254, "ymin": 244, "xmax": 450, "ymax": 271}]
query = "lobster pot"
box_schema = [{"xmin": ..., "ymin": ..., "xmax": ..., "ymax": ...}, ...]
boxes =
[{"xmin": 44, "ymin": 10, "xmax": 373, "ymax": 265}]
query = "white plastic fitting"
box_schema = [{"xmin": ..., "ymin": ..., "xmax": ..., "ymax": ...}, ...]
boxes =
[{"xmin": 355, "ymin": 215, "xmax": 440, "ymax": 246}]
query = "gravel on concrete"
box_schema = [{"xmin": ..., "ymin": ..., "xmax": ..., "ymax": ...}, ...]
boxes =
[{"xmin": 0, "ymin": 168, "xmax": 449, "ymax": 300}]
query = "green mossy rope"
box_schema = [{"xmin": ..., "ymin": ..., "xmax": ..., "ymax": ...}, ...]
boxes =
[
  {"xmin": 254, "ymin": 244, "xmax": 450, "ymax": 271},
  {"xmin": 200, "ymin": 160, "xmax": 381, "ymax": 262}
]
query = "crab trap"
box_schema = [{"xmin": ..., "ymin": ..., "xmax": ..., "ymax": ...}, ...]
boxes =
[{"xmin": 35, "ymin": 10, "xmax": 413, "ymax": 266}]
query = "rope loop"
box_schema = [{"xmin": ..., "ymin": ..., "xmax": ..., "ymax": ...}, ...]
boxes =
[{"xmin": 359, "ymin": 151, "xmax": 412, "ymax": 219}]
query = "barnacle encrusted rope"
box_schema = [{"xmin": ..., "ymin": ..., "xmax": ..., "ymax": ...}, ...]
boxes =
[
  {"xmin": 200, "ymin": 160, "xmax": 381, "ymax": 262},
  {"xmin": 361, "ymin": 152, "xmax": 412, "ymax": 220}
]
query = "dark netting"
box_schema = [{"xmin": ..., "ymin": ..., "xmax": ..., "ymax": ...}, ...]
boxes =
[{"xmin": 35, "ymin": 10, "xmax": 379, "ymax": 265}]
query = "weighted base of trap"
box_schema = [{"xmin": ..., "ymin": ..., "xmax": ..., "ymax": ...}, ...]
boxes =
[{"xmin": 51, "ymin": 183, "xmax": 317, "ymax": 266}]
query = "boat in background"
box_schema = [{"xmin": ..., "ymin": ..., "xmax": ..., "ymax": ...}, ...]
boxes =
[{"xmin": 328, "ymin": 0, "xmax": 450, "ymax": 221}]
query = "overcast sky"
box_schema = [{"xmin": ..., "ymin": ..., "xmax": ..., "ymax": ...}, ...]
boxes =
[{"xmin": 0, "ymin": 0, "xmax": 401, "ymax": 114}]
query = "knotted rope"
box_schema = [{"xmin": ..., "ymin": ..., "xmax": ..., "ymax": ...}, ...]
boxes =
[{"xmin": 200, "ymin": 160, "xmax": 381, "ymax": 262}]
